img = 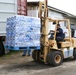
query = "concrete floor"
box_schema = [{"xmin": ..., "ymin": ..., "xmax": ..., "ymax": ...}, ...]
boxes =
[{"xmin": 0, "ymin": 55, "xmax": 76, "ymax": 75}]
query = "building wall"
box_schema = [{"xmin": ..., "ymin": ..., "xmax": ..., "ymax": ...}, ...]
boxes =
[
  {"xmin": 48, "ymin": 9, "xmax": 65, "ymax": 29},
  {"xmin": 63, "ymin": 16, "xmax": 76, "ymax": 29},
  {"xmin": 0, "ymin": 0, "xmax": 17, "ymax": 36},
  {"xmin": 70, "ymin": 19, "xmax": 76, "ymax": 25},
  {"xmin": 63, "ymin": 16, "xmax": 76, "ymax": 25},
  {"xmin": 27, "ymin": 6, "xmax": 38, "ymax": 17},
  {"xmin": 48, "ymin": 9, "xmax": 64, "ymax": 19},
  {"xmin": 27, "ymin": 5, "xmax": 76, "ymax": 31}
]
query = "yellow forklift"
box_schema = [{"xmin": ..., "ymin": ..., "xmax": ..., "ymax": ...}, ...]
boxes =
[{"xmin": 32, "ymin": 0, "xmax": 76, "ymax": 66}]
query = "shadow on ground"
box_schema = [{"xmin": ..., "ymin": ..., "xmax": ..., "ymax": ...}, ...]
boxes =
[
  {"xmin": 63, "ymin": 58, "xmax": 75, "ymax": 62},
  {"xmin": 0, "ymin": 61, "xmax": 51, "ymax": 73}
]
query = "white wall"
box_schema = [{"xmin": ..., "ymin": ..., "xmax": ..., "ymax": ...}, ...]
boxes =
[
  {"xmin": 27, "ymin": 6, "xmax": 38, "ymax": 17},
  {"xmin": 48, "ymin": 10, "xmax": 64, "ymax": 19},
  {"xmin": 0, "ymin": 0, "xmax": 17, "ymax": 36}
]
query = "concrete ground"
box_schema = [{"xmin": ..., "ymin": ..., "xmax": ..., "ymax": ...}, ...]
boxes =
[{"xmin": 0, "ymin": 51, "xmax": 76, "ymax": 75}]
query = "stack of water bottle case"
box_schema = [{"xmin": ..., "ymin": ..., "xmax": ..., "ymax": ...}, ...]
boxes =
[{"xmin": 6, "ymin": 15, "xmax": 41, "ymax": 50}]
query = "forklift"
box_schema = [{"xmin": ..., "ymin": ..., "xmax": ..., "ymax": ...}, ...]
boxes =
[{"xmin": 32, "ymin": 0, "xmax": 76, "ymax": 66}]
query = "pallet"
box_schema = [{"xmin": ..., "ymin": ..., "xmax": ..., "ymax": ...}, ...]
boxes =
[{"xmin": 5, "ymin": 46, "xmax": 40, "ymax": 50}]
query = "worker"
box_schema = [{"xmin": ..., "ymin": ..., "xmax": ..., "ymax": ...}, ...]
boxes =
[
  {"xmin": 22, "ymin": 49, "xmax": 31, "ymax": 56},
  {"xmin": 55, "ymin": 24, "xmax": 64, "ymax": 48},
  {"xmin": 48, "ymin": 24, "xmax": 64, "ymax": 41},
  {"xmin": 56, "ymin": 24, "xmax": 64, "ymax": 42}
]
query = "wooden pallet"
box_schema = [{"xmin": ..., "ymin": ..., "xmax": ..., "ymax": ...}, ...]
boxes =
[{"xmin": 5, "ymin": 46, "xmax": 40, "ymax": 50}]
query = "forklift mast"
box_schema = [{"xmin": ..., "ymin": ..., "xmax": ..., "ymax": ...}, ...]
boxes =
[{"xmin": 38, "ymin": 0, "xmax": 49, "ymax": 62}]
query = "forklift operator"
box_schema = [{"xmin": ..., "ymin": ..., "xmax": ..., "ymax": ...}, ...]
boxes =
[{"xmin": 56, "ymin": 24, "xmax": 64, "ymax": 42}]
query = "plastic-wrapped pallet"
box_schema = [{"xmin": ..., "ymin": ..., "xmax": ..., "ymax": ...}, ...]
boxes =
[{"xmin": 6, "ymin": 15, "xmax": 41, "ymax": 49}]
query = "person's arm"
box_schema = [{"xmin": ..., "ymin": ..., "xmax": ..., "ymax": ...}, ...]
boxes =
[{"xmin": 56, "ymin": 30, "xmax": 59, "ymax": 33}]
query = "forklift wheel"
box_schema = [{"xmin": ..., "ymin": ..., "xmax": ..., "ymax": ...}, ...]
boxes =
[
  {"xmin": 32, "ymin": 50, "xmax": 40, "ymax": 62},
  {"xmin": 47, "ymin": 51, "xmax": 63, "ymax": 66},
  {"xmin": 73, "ymin": 48, "xmax": 76, "ymax": 60}
]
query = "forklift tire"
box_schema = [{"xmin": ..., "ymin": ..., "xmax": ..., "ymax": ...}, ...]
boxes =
[
  {"xmin": 32, "ymin": 50, "xmax": 40, "ymax": 62},
  {"xmin": 0, "ymin": 41, "xmax": 5, "ymax": 56},
  {"xmin": 47, "ymin": 51, "xmax": 63, "ymax": 66},
  {"xmin": 73, "ymin": 48, "xmax": 76, "ymax": 60}
]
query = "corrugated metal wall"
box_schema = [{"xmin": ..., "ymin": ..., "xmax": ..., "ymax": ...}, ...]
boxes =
[
  {"xmin": 27, "ymin": 6, "xmax": 38, "ymax": 17},
  {"xmin": 0, "ymin": 0, "xmax": 17, "ymax": 36}
]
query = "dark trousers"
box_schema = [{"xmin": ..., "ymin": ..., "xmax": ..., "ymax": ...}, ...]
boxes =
[
  {"xmin": 56, "ymin": 37, "xmax": 63, "ymax": 48},
  {"xmin": 56, "ymin": 37, "xmax": 63, "ymax": 42},
  {"xmin": 23, "ymin": 49, "xmax": 31, "ymax": 56}
]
